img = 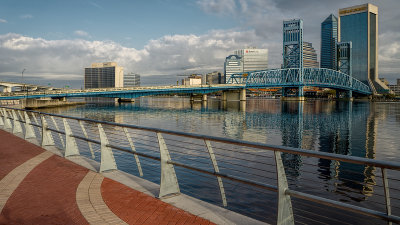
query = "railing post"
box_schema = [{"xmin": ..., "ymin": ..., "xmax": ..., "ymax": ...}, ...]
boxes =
[
  {"xmin": 24, "ymin": 111, "xmax": 36, "ymax": 139},
  {"xmin": 98, "ymin": 123, "xmax": 117, "ymax": 172},
  {"xmin": 17, "ymin": 110, "xmax": 24, "ymax": 124},
  {"xmin": 0, "ymin": 108, "xmax": 4, "ymax": 126},
  {"xmin": 11, "ymin": 110, "xmax": 23, "ymax": 134},
  {"xmin": 31, "ymin": 112, "xmax": 39, "ymax": 125},
  {"xmin": 79, "ymin": 121, "xmax": 95, "ymax": 159},
  {"xmin": 63, "ymin": 118, "xmax": 80, "ymax": 157},
  {"xmin": 274, "ymin": 151, "xmax": 294, "ymax": 225},
  {"xmin": 157, "ymin": 132, "xmax": 180, "ymax": 198},
  {"xmin": 205, "ymin": 140, "xmax": 227, "ymax": 207},
  {"xmin": 3, "ymin": 109, "xmax": 12, "ymax": 129},
  {"xmin": 123, "ymin": 127, "xmax": 143, "ymax": 177},
  {"xmin": 51, "ymin": 116, "xmax": 65, "ymax": 148},
  {"xmin": 41, "ymin": 115, "xmax": 55, "ymax": 147},
  {"xmin": 382, "ymin": 168, "xmax": 392, "ymax": 225}
]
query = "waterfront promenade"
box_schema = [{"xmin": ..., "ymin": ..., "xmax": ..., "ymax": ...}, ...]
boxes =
[{"xmin": 0, "ymin": 129, "xmax": 216, "ymax": 225}]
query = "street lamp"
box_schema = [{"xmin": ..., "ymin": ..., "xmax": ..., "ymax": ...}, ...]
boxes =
[{"xmin": 21, "ymin": 69, "xmax": 26, "ymax": 92}]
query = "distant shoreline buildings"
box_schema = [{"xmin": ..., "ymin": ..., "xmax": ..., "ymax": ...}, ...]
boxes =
[
  {"xmin": 224, "ymin": 47, "xmax": 268, "ymax": 83},
  {"xmin": 84, "ymin": 62, "xmax": 141, "ymax": 89}
]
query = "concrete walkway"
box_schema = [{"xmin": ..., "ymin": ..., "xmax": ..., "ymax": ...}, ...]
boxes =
[{"xmin": 0, "ymin": 129, "xmax": 215, "ymax": 225}]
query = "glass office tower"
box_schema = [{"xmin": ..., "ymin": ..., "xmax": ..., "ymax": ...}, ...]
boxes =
[
  {"xmin": 338, "ymin": 3, "xmax": 389, "ymax": 94},
  {"xmin": 321, "ymin": 14, "xmax": 338, "ymax": 70}
]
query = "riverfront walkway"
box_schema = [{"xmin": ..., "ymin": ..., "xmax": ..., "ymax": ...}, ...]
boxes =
[{"xmin": 0, "ymin": 129, "xmax": 215, "ymax": 225}]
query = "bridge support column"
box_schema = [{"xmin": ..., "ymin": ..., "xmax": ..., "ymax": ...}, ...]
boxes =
[
  {"xmin": 221, "ymin": 90, "xmax": 241, "ymax": 101},
  {"xmin": 336, "ymin": 90, "xmax": 354, "ymax": 101},
  {"xmin": 281, "ymin": 87, "xmax": 305, "ymax": 101},
  {"xmin": 190, "ymin": 94, "xmax": 195, "ymax": 102},
  {"xmin": 281, "ymin": 88, "xmax": 288, "ymax": 97},
  {"xmin": 240, "ymin": 89, "xmax": 246, "ymax": 101},
  {"xmin": 202, "ymin": 94, "xmax": 207, "ymax": 101},
  {"xmin": 221, "ymin": 92, "xmax": 227, "ymax": 101}
]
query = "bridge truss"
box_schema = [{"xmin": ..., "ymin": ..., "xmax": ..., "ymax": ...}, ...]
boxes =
[{"xmin": 227, "ymin": 68, "xmax": 372, "ymax": 95}]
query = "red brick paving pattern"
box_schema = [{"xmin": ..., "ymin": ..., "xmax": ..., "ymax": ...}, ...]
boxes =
[
  {"xmin": 101, "ymin": 178, "xmax": 215, "ymax": 225},
  {"xmin": 0, "ymin": 129, "xmax": 44, "ymax": 179},
  {"xmin": 0, "ymin": 155, "xmax": 89, "ymax": 225}
]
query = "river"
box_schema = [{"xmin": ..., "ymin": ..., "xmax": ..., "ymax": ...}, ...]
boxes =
[{"xmin": 39, "ymin": 97, "xmax": 400, "ymax": 224}]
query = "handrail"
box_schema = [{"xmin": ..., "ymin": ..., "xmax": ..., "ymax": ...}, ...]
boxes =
[
  {"xmin": 3, "ymin": 106, "xmax": 398, "ymax": 171},
  {"xmin": 0, "ymin": 106, "xmax": 399, "ymax": 224}
]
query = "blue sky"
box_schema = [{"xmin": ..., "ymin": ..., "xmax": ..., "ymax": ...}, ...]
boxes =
[
  {"xmin": 0, "ymin": 0, "xmax": 399, "ymax": 87},
  {"xmin": 0, "ymin": 1, "xmax": 236, "ymax": 48}
]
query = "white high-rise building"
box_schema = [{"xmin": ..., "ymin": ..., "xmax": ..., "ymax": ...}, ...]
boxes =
[
  {"xmin": 234, "ymin": 48, "xmax": 268, "ymax": 72},
  {"xmin": 224, "ymin": 55, "xmax": 243, "ymax": 83}
]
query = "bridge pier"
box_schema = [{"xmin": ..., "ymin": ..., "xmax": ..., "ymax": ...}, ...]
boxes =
[
  {"xmin": 336, "ymin": 90, "xmax": 354, "ymax": 101},
  {"xmin": 190, "ymin": 94, "xmax": 207, "ymax": 102},
  {"xmin": 281, "ymin": 87, "xmax": 305, "ymax": 101},
  {"xmin": 221, "ymin": 89, "xmax": 246, "ymax": 101}
]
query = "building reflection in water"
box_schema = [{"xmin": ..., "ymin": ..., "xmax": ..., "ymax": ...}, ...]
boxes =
[
  {"xmin": 50, "ymin": 96, "xmax": 384, "ymax": 202},
  {"xmin": 277, "ymin": 100, "xmax": 379, "ymax": 201}
]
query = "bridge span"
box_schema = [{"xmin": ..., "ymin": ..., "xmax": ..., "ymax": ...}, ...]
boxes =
[
  {"xmin": 228, "ymin": 68, "xmax": 372, "ymax": 96},
  {"xmin": 0, "ymin": 67, "xmax": 372, "ymax": 101},
  {"xmin": 0, "ymin": 84, "xmax": 245, "ymax": 100}
]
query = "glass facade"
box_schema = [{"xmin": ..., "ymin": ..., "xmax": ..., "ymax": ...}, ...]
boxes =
[
  {"xmin": 369, "ymin": 12, "xmax": 376, "ymax": 81},
  {"xmin": 340, "ymin": 12, "xmax": 368, "ymax": 83},
  {"xmin": 321, "ymin": 14, "xmax": 338, "ymax": 70},
  {"xmin": 84, "ymin": 67, "xmax": 116, "ymax": 89}
]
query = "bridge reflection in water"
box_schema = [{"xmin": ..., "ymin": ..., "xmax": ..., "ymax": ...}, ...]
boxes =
[{"xmin": 36, "ymin": 98, "xmax": 398, "ymax": 224}]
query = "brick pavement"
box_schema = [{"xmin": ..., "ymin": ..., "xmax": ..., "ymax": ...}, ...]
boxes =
[{"xmin": 0, "ymin": 129, "xmax": 216, "ymax": 225}]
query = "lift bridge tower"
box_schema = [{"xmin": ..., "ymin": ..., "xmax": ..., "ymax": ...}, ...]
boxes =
[{"xmin": 282, "ymin": 19, "xmax": 304, "ymax": 99}]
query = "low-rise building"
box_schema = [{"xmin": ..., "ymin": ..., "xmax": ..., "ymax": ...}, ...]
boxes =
[
  {"xmin": 182, "ymin": 75, "xmax": 202, "ymax": 85},
  {"xmin": 388, "ymin": 79, "xmax": 400, "ymax": 95},
  {"xmin": 206, "ymin": 71, "xmax": 222, "ymax": 84},
  {"xmin": 124, "ymin": 73, "xmax": 140, "ymax": 87}
]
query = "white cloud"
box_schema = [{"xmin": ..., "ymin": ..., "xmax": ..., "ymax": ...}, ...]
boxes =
[
  {"xmin": 0, "ymin": 19, "xmax": 7, "ymax": 23},
  {"xmin": 0, "ymin": 30, "xmax": 263, "ymax": 81},
  {"xmin": 74, "ymin": 30, "xmax": 91, "ymax": 38},
  {"xmin": 20, "ymin": 14, "xmax": 33, "ymax": 19},
  {"xmin": 197, "ymin": 0, "xmax": 237, "ymax": 15},
  {"xmin": 0, "ymin": 0, "xmax": 399, "ymax": 84}
]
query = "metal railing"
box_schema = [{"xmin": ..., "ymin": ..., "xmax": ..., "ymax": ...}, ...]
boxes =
[
  {"xmin": 0, "ymin": 84, "xmax": 245, "ymax": 98},
  {"xmin": 0, "ymin": 106, "xmax": 399, "ymax": 224}
]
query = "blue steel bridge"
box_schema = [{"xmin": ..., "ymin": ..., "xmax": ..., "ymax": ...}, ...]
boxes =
[
  {"xmin": 227, "ymin": 67, "xmax": 372, "ymax": 95},
  {"xmin": 0, "ymin": 68, "xmax": 371, "ymax": 100}
]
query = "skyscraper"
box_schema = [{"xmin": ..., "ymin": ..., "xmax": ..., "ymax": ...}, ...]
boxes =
[
  {"xmin": 84, "ymin": 62, "xmax": 124, "ymax": 89},
  {"xmin": 321, "ymin": 14, "xmax": 338, "ymax": 70},
  {"xmin": 224, "ymin": 55, "xmax": 243, "ymax": 83},
  {"xmin": 303, "ymin": 42, "xmax": 319, "ymax": 68},
  {"xmin": 234, "ymin": 48, "xmax": 268, "ymax": 72},
  {"xmin": 338, "ymin": 3, "xmax": 389, "ymax": 94}
]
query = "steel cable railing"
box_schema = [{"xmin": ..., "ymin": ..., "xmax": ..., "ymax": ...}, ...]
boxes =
[{"xmin": 0, "ymin": 106, "xmax": 399, "ymax": 224}]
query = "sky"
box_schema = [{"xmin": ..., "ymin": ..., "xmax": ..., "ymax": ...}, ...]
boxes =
[{"xmin": 0, "ymin": 0, "xmax": 399, "ymax": 88}]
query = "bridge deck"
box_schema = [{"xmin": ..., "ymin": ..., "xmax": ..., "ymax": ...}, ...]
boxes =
[{"xmin": 0, "ymin": 129, "xmax": 215, "ymax": 225}]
